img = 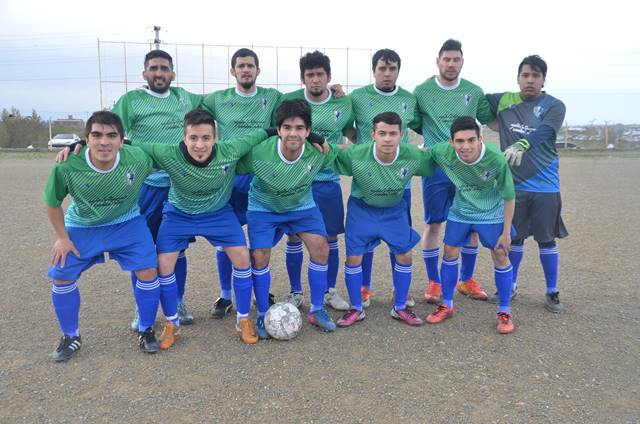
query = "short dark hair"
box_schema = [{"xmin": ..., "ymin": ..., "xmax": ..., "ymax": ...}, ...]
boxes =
[
  {"xmin": 85, "ymin": 111, "xmax": 124, "ymax": 139},
  {"xmin": 275, "ymin": 99, "xmax": 312, "ymax": 129},
  {"xmin": 518, "ymin": 55, "xmax": 547, "ymax": 78},
  {"xmin": 450, "ymin": 116, "xmax": 481, "ymax": 139},
  {"xmin": 144, "ymin": 50, "xmax": 173, "ymax": 70},
  {"xmin": 372, "ymin": 112, "xmax": 402, "ymax": 130},
  {"xmin": 372, "ymin": 49, "xmax": 401, "ymax": 71},
  {"xmin": 438, "ymin": 39, "xmax": 463, "ymax": 57},
  {"xmin": 183, "ymin": 109, "xmax": 216, "ymax": 131},
  {"xmin": 231, "ymin": 48, "xmax": 259, "ymax": 68},
  {"xmin": 299, "ymin": 50, "xmax": 331, "ymax": 79}
]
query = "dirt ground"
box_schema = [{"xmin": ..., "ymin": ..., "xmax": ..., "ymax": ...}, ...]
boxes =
[{"xmin": 0, "ymin": 151, "xmax": 638, "ymax": 424}]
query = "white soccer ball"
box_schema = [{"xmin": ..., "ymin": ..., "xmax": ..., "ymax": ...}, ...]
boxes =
[{"xmin": 264, "ymin": 302, "xmax": 302, "ymax": 340}]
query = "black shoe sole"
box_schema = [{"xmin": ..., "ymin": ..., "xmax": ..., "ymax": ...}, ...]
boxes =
[{"xmin": 210, "ymin": 305, "xmax": 232, "ymax": 319}]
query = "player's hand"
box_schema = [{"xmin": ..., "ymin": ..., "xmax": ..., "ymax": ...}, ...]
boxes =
[
  {"xmin": 311, "ymin": 141, "xmax": 329, "ymax": 154},
  {"xmin": 52, "ymin": 237, "xmax": 80, "ymax": 268},
  {"xmin": 494, "ymin": 232, "xmax": 511, "ymax": 257},
  {"xmin": 329, "ymin": 84, "xmax": 346, "ymax": 98},
  {"xmin": 55, "ymin": 143, "xmax": 83, "ymax": 163},
  {"xmin": 503, "ymin": 139, "xmax": 529, "ymax": 167}
]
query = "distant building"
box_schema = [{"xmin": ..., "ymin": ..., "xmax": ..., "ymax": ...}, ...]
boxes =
[{"xmin": 53, "ymin": 115, "xmax": 84, "ymax": 130}]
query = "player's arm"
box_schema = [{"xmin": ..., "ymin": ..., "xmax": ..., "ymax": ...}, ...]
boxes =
[
  {"xmin": 415, "ymin": 145, "xmax": 436, "ymax": 177},
  {"xmin": 495, "ymin": 198, "xmax": 514, "ymax": 256},
  {"xmin": 476, "ymin": 90, "xmax": 496, "ymax": 125},
  {"xmin": 495, "ymin": 159, "xmax": 516, "ymax": 255},
  {"xmin": 43, "ymin": 166, "xmax": 79, "ymax": 268},
  {"xmin": 331, "ymin": 147, "xmax": 354, "ymax": 176},
  {"xmin": 201, "ymin": 92, "xmax": 216, "ymax": 117},
  {"xmin": 217, "ymin": 129, "xmax": 274, "ymax": 160},
  {"xmin": 111, "ymin": 95, "xmax": 132, "ymax": 135}
]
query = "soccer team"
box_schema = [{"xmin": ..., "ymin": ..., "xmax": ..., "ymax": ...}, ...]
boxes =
[{"xmin": 44, "ymin": 39, "xmax": 567, "ymax": 362}]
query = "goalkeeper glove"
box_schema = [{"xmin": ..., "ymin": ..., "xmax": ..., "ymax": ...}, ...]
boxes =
[{"xmin": 503, "ymin": 139, "xmax": 529, "ymax": 166}]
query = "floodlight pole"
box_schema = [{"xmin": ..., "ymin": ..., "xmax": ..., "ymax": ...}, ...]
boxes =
[{"xmin": 153, "ymin": 26, "xmax": 162, "ymax": 49}]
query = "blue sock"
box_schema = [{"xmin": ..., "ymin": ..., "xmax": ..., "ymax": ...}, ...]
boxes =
[
  {"xmin": 539, "ymin": 245, "xmax": 559, "ymax": 294},
  {"xmin": 440, "ymin": 257, "xmax": 459, "ymax": 309},
  {"xmin": 252, "ymin": 266, "xmax": 271, "ymax": 316},
  {"xmin": 460, "ymin": 244, "xmax": 479, "ymax": 282},
  {"xmin": 327, "ymin": 240, "xmax": 339, "ymax": 290},
  {"xmin": 175, "ymin": 251, "xmax": 187, "ymax": 303},
  {"xmin": 158, "ymin": 273, "xmax": 179, "ymax": 325},
  {"xmin": 344, "ymin": 264, "xmax": 363, "ymax": 310},
  {"xmin": 361, "ymin": 251, "xmax": 374, "ymax": 290},
  {"xmin": 388, "ymin": 251, "xmax": 397, "ymax": 269},
  {"xmin": 51, "ymin": 282, "xmax": 80, "ymax": 336},
  {"xmin": 216, "ymin": 247, "xmax": 233, "ymax": 300},
  {"xmin": 134, "ymin": 277, "xmax": 160, "ymax": 332},
  {"xmin": 495, "ymin": 265, "xmax": 514, "ymax": 314},
  {"xmin": 308, "ymin": 260, "xmax": 328, "ymax": 313},
  {"xmin": 509, "ymin": 244, "xmax": 524, "ymax": 289},
  {"xmin": 422, "ymin": 248, "xmax": 441, "ymax": 284},
  {"xmin": 286, "ymin": 241, "xmax": 304, "ymax": 293},
  {"xmin": 392, "ymin": 263, "xmax": 412, "ymax": 311},
  {"xmin": 233, "ymin": 267, "xmax": 252, "ymax": 318}
]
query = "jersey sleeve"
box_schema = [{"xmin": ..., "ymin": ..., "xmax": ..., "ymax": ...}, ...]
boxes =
[
  {"xmin": 43, "ymin": 163, "xmax": 69, "ymax": 208},
  {"xmin": 331, "ymin": 147, "xmax": 354, "ymax": 176},
  {"xmin": 321, "ymin": 143, "xmax": 341, "ymax": 168},
  {"xmin": 496, "ymin": 159, "xmax": 516, "ymax": 201},
  {"xmin": 201, "ymin": 93, "xmax": 216, "ymax": 117},
  {"xmin": 415, "ymin": 147, "xmax": 436, "ymax": 177},
  {"xmin": 476, "ymin": 90, "xmax": 496, "ymax": 124},
  {"xmin": 111, "ymin": 94, "xmax": 132, "ymax": 135},
  {"xmin": 485, "ymin": 93, "xmax": 502, "ymax": 116},
  {"xmin": 129, "ymin": 140, "xmax": 163, "ymax": 169},
  {"xmin": 540, "ymin": 100, "xmax": 566, "ymax": 134},
  {"xmin": 187, "ymin": 91, "xmax": 204, "ymax": 109},
  {"xmin": 216, "ymin": 129, "xmax": 269, "ymax": 161},
  {"xmin": 235, "ymin": 148, "xmax": 255, "ymax": 175}
]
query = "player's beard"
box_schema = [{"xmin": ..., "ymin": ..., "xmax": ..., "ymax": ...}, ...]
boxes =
[
  {"xmin": 147, "ymin": 77, "xmax": 171, "ymax": 94},
  {"xmin": 239, "ymin": 79, "xmax": 255, "ymax": 90},
  {"xmin": 440, "ymin": 70, "xmax": 460, "ymax": 83}
]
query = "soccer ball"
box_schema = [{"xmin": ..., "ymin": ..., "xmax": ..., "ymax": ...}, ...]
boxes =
[{"xmin": 264, "ymin": 302, "xmax": 302, "ymax": 340}]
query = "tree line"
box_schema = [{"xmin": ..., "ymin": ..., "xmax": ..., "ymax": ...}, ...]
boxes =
[{"xmin": 0, "ymin": 108, "xmax": 82, "ymax": 148}]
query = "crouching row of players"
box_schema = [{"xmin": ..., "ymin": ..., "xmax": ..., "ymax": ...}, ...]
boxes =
[{"xmin": 45, "ymin": 100, "xmax": 515, "ymax": 362}]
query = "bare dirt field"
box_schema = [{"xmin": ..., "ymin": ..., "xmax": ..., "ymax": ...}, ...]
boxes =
[{"xmin": 0, "ymin": 151, "xmax": 638, "ymax": 423}]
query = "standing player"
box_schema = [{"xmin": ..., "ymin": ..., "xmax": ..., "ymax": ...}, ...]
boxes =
[
  {"xmin": 486, "ymin": 55, "xmax": 568, "ymax": 312},
  {"xmin": 423, "ymin": 117, "xmax": 516, "ymax": 334},
  {"xmin": 414, "ymin": 39, "xmax": 495, "ymax": 304},
  {"xmin": 277, "ymin": 51, "xmax": 354, "ymax": 311},
  {"xmin": 348, "ymin": 48, "xmax": 420, "ymax": 308},
  {"xmin": 112, "ymin": 50, "xmax": 203, "ymax": 329},
  {"xmin": 236, "ymin": 99, "xmax": 338, "ymax": 338},
  {"xmin": 333, "ymin": 112, "xmax": 431, "ymax": 327},
  {"xmin": 44, "ymin": 111, "xmax": 161, "ymax": 362}
]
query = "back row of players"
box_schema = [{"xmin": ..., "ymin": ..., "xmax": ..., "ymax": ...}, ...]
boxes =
[{"xmin": 45, "ymin": 39, "xmax": 567, "ymax": 361}]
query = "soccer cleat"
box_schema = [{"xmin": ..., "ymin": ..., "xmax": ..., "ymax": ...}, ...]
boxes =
[
  {"xmin": 210, "ymin": 297, "xmax": 233, "ymax": 319},
  {"xmin": 307, "ymin": 309, "xmax": 337, "ymax": 332},
  {"xmin": 253, "ymin": 292, "xmax": 276, "ymax": 307},
  {"xmin": 426, "ymin": 304, "xmax": 455, "ymax": 324},
  {"xmin": 324, "ymin": 288, "xmax": 350, "ymax": 311},
  {"xmin": 51, "ymin": 335, "xmax": 81, "ymax": 362},
  {"xmin": 545, "ymin": 291, "xmax": 563, "ymax": 313},
  {"xmin": 255, "ymin": 316, "xmax": 270, "ymax": 340},
  {"xmin": 488, "ymin": 286, "xmax": 518, "ymax": 304},
  {"xmin": 285, "ymin": 291, "xmax": 305, "ymax": 309},
  {"xmin": 392, "ymin": 292, "xmax": 416, "ymax": 308},
  {"xmin": 496, "ymin": 312, "xmax": 515, "ymax": 334},
  {"xmin": 337, "ymin": 309, "xmax": 366, "ymax": 327},
  {"xmin": 159, "ymin": 321, "xmax": 181, "ymax": 350},
  {"xmin": 177, "ymin": 302, "xmax": 194, "ymax": 325},
  {"xmin": 138, "ymin": 327, "xmax": 160, "ymax": 353},
  {"xmin": 390, "ymin": 307, "xmax": 423, "ymax": 326},
  {"xmin": 361, "ymin": 286, "xmax": 374, "ymax": 308},
  {"xmin": 235, "ymin": 318, "xmax": 259, "ymax": 344},
  {"xmin": 457, "ymin": 277, "xmax": 488, "ymax": 300},
  {"xmin": 130, "ymin": 311, "xmax": 139, "ymax": 332},
  {"xmin": 424, "ymin": 280, "xmax": 442, "ymax": 304}
]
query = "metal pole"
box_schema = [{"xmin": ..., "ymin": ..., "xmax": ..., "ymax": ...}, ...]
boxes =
[
  {"xmin": 202, "ymin": 43, "xmax": 205, "ymax": 94},
  {"xmin": 345, "ymin": 47, "xmax": 349, "ymax": 93},
  {"xmin": 153, "ymin": 26, "xmax": 161, "ymax": 50},
  {"xmin": 227, "ymin": 45, "xmax": 230, "ymax": 88},
  {"xmin": 276, "ymin": 46, "xmax": 279, "ymax": 91},
  {"xmin": 123, "ymin": 42, "xmax": 128, "ymax": 92},
  {"xmin": 175, "ymin": 44, "xmax": 179, "ymax": 86},
  {"xmin": 97, "ymin": 38, "xmax": 103, "ymax": 109}
]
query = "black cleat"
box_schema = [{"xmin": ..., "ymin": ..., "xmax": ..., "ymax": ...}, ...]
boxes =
[
  {"xmin": 51, "ymin": 335, "xmax": 82, "ymax": 362},
  {"xmin": 545, "ymin": 291, "xmax": 564, "ymax": 313},
  {"xmin": 138, "ymin": 327, "xmax": 160, "ymax": 354},
  {"xmin": 210, "ymin": 297, "xmax": 233, "ymax": 319}
]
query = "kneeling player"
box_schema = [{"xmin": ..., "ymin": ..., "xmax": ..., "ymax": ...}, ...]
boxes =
[
  {"xmin": 424, "ymin": 116, "xmax": 516, "ymax": 333},
  {"xmin": 44, "ymin": 111, "xmax": 160, "ymax": 362},
  {"xmin": 333, "ymin": 112, "xmax": 432, "ymax": 327}
]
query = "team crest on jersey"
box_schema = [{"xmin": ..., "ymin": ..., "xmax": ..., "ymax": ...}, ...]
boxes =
[
  {"xmin": 127, "ymin": 172, "xmax": 135, "ymax": 184},
  {"xmin": 464, "ymin": 93, "xmax": 472, "ymax": 106},
  {"xmin": 307, "ymin": 163, "xmax": 314, "ymax": 172},
  {"xmin": 400, "ymin": 167, "xmax": 409, "ymax": 178},
  {"xmin": 179, "ymin": 96, "xmax": 187, "ymax": 107},
  {"xmin": 261, "ymin": 97, "xmax": 268, "ymax": 109},
  {"xmin": 180, "ymin": 170, "xmax": 188, "ymax": 177},
  {"xmin": 402, "ymin": 102, "xmax": 408, "ymax": 113},
  {"xmin": 533, "ymin": 105, "xmax": 545, "ymax": 118},
  {"xmin": 334, "ymin": 110, "xmax": 342, "ymax": 121},
  {"xmin": 222, "ymin": 164, "xmax": 230, "ymax": 175},
  {"xmin": 481, "ymin": 170, "xmax": 492, "ymax": 181}
]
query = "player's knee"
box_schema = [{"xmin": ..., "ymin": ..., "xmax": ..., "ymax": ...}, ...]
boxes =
[
  {"xmin": 345, "ymin": 256, "xmax": 362, "ymax": 266},
  {"xmin": 250, "ymin": 249, "xmax": 270, "ymax": 269},
  {"xmin": 288, "ymin": 234, "xmax": 301, "ymax": 243},
  {"xmin": 537, "ymin": 240, "xmax": 556, "ymax": 249},
  {"xmin": 135, "ymin": 268, "xmax": 157, "ymax": 281},
  {"xmin": 443, "ymin": 245, "xmax": 460, "ymax": 260},
  {"xmin": 491, "ymin": 249, "xmax": 509, "ymax": 267},
  {"xmin": 394, "ymin": 251, "xmax": 412, "ymax": 265},
  {"xmin": 469, "ymin": 232, "xmax": 480, "ymax": 245},
  {"xmin": 229, "ymin": 247, "xmax": 250, "ymax": 269},
  {"xmin": 52, "ymin": 279, "xmax": 74, "ymax": 285}
]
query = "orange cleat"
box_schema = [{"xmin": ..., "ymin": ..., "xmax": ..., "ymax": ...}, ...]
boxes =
[
  {"xmin": 159, "ymin": 321, "xmax": 181, "ymax": 350},
  {"xmin": 426, "ymin": 304, "xmax": 455, "ymax": 324},
  {"xmin": 361, "ymin": 286, "xmax": 375, "ymax": 308},
  {"xmin": 496, "ymin": 312, "xmax": 514, "ymax": 334},
  {"xmin": 235, "ymin": 317, "xmax": 259, "ymax": 344},
  {"xmin": 457, "ymin": 277, "xmax": 488, "ymax": 301},
  {"xmin": 424, "ymin": 280, "xmax": 442, "ymax": 304}
]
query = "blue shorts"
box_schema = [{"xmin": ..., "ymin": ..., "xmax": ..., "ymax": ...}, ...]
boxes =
[
  {"xmin": 47, "ymin": 215, "xmax": 158, "ymax": 281},
  {"xmin": 229, "ymin": 175, "xmax": 253, "ymax": 226},
  {"xmin": 345, "ymin": 196, "xmax": 420, "ymax": 256},
  {"xmin": 138, "ymin": 184, "xmax": 169, "ymax": 240},
  {"xmin": 312, "ymin": 181, "xmax": 345, "ymax": 236},
  {"xmin": 156, "ymin": 203, "xmax": 247, "ymax": 253},
  {"xmin": 247, "ymin": 207, "xmax": 327, "ymax": 250},
  {"xmin": 402, "ymin": 188, "xmax": 412, "ymax": 227},
  {"xmin": 422, "ymin": 167, "xmax": 455, "ymax": 224},
  {"xmin": 444, "ymin": 220, "xmax": 516, "ymax": 250}
]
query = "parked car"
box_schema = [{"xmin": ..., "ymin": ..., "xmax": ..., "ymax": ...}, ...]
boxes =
[
  {"xmin": 555, "ymin": 141, "xmax": 577, "ymax": 149},
  {"xmin": 48, "ymin": 133, "xmax": 81, "ymax": 150}
]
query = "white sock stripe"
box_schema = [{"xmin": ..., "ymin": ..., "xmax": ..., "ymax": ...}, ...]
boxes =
[
  {"xmin": 216, "ymin": 246, "xmax": 225, "ymax": 252},
  {"xmin": 460, "ymin": 247, "xmax": 479, "ymax": 254},
  {"xmin": 539, "ymin": 248, "xmax": 559, "ymax": 254},
  {"xmin": 52, "ymin": 283, "xmax": 78, "ymax": 294},
  {"xmin": 308, "ymin": 262, "xmax": 328, "ymax": 272},
  {"xmin": 285, "ymin": 244, "xmax": 304, "ymax": 253},
  {"xmin": 251, "ymin": 266, "xmax": 270, "ymax": 276},
  {"xmin": 165, "ymin": 314, "xmax": 178, "ymax": 321},
  {"xmin": 328, "ymin": 241, "xmax": 339, "ymax": 249},
  {"xmin": 442, "ymin": 258, "xmax": 459, "ymax": 266},
  {"xmin": 511, "ymin": 245, "xmax": 525, "ymax": 252},
  {"xmin": 344, "ymin": 265, "xmax": 362, "ymax": 274},
  {"xmin": 158, "ymin": 275, "xmax": 176, "ymax": 284},
  {"xmin": 422, "ymin": 250, "xmax": 440, "ymax": 258},
  {"xmin": 136, "ymin": 279, "xmax": 160, "ymax": 290},
  {"xmin": 394, "ymin": 264, "xmax": 413, "ymax": 273},
  {"xmin": 178, "ymin": 252, "xmax": 187, "ymax": 259},
  {"xmin": 233, "ymin": 269, "xmax": 253, "ymax": 278},
  {"xmin": 494, "ymin": 266, "xmax": 513, "ymax": 273}
]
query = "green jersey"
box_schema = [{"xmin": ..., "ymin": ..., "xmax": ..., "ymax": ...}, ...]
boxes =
[
  {"xmin": 43, "ymin": 146, "xmax": 153, "ymax": 228},
  {"xmin": 277, "ymin": 89, "xmax": 353, "ymax": 182},
  {"xmin": 133, "ymin": 129, "xmax": 269, "ymax": 214},
  {"xmin": 349, "ymin": 84, "xmax": 420, "ymax": 145},
  {"xmin": 112, "ymin": 86, "xmax": 203, "ymax": 187},
  {"xmin": 333, "ymin": 143, "xmax": 433, "ymax": 208},
  {"xmin": 426, "ymin": 142, "xmax": 515, "ymax": 224},
  {"xmin": 202, "ymin": 87, "xmax": 281, "ymax": 140},
  {"xmin": 236, "ymin": 137, "xmax": 339, "ymax": 213},
  {"xmin": 414, "ymin": 77, "xmax": 494, "ymax": 147}
]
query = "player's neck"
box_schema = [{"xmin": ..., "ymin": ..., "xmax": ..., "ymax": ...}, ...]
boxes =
[
  {"xmin": 87, "ymin": 149, "xmax": 119, "ymax": 172},
  {"xmin": 373, "ymin": 144, "xmax": 399, "ymax": 165},
  {"xmin": 236, "ymin": 84, "xmax": 258, "ymax": 96},
  {"xmin": 436, "ymin": 75, "xmax": 460, "ymax": 88},
  {"xmin": 305, "ymin": 87, "xmax": 330, "ymax": 103}
]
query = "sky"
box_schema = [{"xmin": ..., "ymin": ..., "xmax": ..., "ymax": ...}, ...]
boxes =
[{"xmin": 1, "ymin": 0, "xmax": 639, "ymax": 125}]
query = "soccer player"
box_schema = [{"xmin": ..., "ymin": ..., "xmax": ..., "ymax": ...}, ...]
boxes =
[
  {"xmin": 348, "ymin": 48, "xmax": 420, "ymax": 308},
  {"xmin": 414, "ymin": 39, "xmax": 496, "ymax": 304},
  {"xmin": 201, "ymin": 48, "xmax": 282, "ymax": 319},
  {"xmin": 277, "ymin": 51, "xmax": 354, "ymax": 311},
  {"xmin": 236, "ymin": 99, "xmax": 338, "ymax": 339},
  {"xmin": 486, "ymin": 55, "xmax": 568, "ymax": 312},
  {"xmin": 333, "ymin": 112, "xmax": 431, "ymax": 327},
  {"xmin": 44, "ymin": 111, "xmax": 161, "ymax": 362},
  {"xmin": 423, "ymin": 116, "xmax": 516, "ymax": 334},
  {"xmin": 112, "ymin": 50, "xmax": 203, "ymax": 328}
]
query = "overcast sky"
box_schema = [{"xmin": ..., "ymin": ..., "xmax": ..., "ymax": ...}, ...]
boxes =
[{"xmin": 1, "ymin": 0, "xmax": 638, "ymax": 125}]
